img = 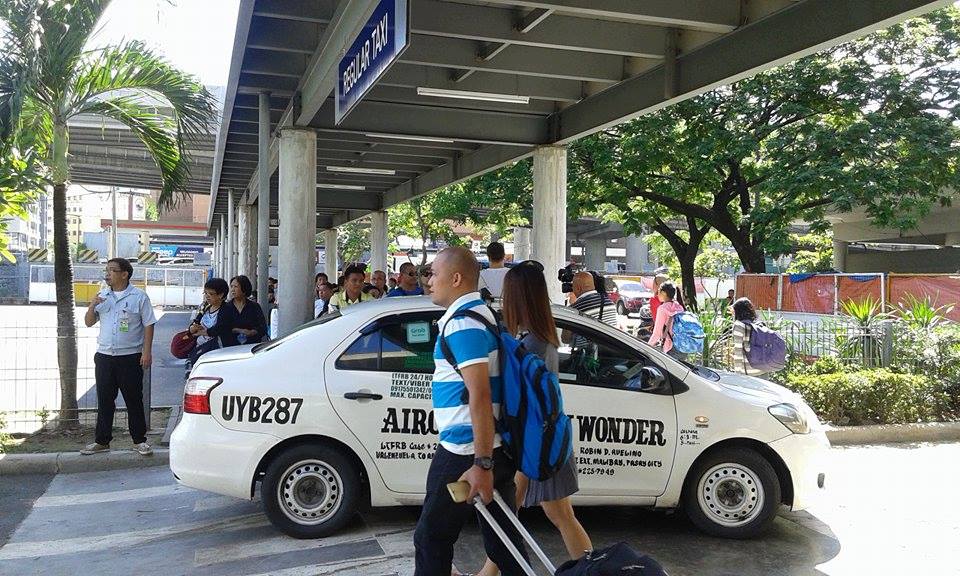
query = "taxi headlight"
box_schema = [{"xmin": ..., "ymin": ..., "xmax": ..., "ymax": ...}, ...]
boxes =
[{"xmin": 769, "ymin": 403, "xmax": 809, "ymax": 434}]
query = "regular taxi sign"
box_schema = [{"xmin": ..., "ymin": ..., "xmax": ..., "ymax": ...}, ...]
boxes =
[{"xmin": 336, "ymin": 0, "xmax": 409, "ymax": 124}]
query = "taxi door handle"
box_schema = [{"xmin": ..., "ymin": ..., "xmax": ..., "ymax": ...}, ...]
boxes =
[{"xmin": 344, "ymin": 392, "xmax": 383, "ymax": 401}]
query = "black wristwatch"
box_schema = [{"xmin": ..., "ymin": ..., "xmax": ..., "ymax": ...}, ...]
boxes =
[{"xmin": 474, "ymin": 456, "xmax": 494, "ymax": 470}]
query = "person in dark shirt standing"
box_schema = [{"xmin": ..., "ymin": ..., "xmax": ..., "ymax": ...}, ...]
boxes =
[
  {"xmin": 387, "ymin": 262, "xmax": 425, "ymax": 296},
  {"xmin": 223, "ymin": 275, "xmax": 267, "ymax": 346}
]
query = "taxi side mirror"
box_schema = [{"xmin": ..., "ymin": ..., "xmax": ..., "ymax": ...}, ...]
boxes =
[{"xmin": 639, "ymin": 366, "xmax": 668, "ymax": 393}]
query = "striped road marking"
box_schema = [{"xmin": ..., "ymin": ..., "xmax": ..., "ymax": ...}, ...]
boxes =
[{"xmin": 34, "ymin": 483, "xmax": 195, "ymax": 507}]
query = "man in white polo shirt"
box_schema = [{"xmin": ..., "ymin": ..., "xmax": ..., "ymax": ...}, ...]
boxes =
[{"xmin": 81, "ymin": 258, "xmax": 157, "ymax": 456}]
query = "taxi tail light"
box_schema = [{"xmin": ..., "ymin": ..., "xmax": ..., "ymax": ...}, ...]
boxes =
[{"xmin": 183, "ymin": 377, "xmax": 222, "ymax": 415}]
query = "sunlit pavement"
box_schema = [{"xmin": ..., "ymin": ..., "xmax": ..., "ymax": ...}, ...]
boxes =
[{"xmin": 1, "ymin": 442, "xmax": 956, "ymax": 575}]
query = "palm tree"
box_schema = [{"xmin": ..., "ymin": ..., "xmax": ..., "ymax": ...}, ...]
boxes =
[{"xmin": 1, "ymin": 0, "xmax": 217, "ymax": 428}]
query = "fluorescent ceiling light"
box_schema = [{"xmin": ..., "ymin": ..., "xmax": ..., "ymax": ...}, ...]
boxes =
[
  {"xmin": 416, "ymin": 87, "xmax": 530, "ymax": 104},
  {"xmin": 326, "ymin": 166, "xmax": 396, "ymax": 176},
  {"xmin": 365, "ymin": 132, "xmax": 455, "ymax": 144},
  {"xmin": 317, "ymin": 183, "xmax": 366, "ymax": 190}
]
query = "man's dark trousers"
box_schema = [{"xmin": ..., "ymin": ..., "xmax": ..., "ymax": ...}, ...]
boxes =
[
  {"xmin": 94, "ymin": 352, "xmax": 147, "ymax": 445},
  {"xmin": 414, "ymin": 446, "xmax": 530, "ymax": 575}
]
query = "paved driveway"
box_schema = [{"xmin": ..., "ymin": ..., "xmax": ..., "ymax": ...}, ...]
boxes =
[{"xmin": 0, "ymin": 442, "xmax": 956, "ymax": 575}]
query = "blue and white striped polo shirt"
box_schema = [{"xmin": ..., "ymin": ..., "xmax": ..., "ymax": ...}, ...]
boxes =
[{"xmin": 432, "ymin": 292, "xmax": 502, "ymax": 456}]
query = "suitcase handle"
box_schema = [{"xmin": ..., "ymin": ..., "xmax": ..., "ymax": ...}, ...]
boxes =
[{"xmin": 446, "ymin": 481, "xmax": 557, "ymax": 576}]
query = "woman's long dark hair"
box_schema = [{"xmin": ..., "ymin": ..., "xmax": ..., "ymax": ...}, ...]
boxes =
[
  {"xmin": 733, "ymin": 297, "xmax": 757, "ymax": 322},
  {"xmin": 501, "ymin": 261, "xmax": 560, "ymax": 347}
]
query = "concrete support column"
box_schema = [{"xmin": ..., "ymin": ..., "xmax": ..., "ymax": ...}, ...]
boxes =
[
  {"xmin": 369, "ymin": 210, "xmax": 388, "ymax": 274},
  {"xmin": 237, "ymin": 198, "xmax": 250, "ymax": 278},
  {"xmin": 213, "ymin": 230, "xmax": 220, "ymax": 276},
  {"xmin": 256, "ymin": 92, "xmax": 272, "ymax": 308},
  {"xmin": 248, "ymin": 203, "xmax": 259, "ymax": 288},
  {"xmin": 584, "ymin": 237, "xmax": 606, "ymax": 272},
  {"xmin": 833, "ymin": 239, "xmax": 848, "ymax": 272},
  {"xmin": 513, "ymin": 226, "xmax": 531, "ymax": 262},
  {"xmin": 277, "ymin": 128, "xmax": 317, "ymax": 337},
  {"xmin": 531, "ymin": 146, "xmax": 567, "ymax": 304},
  {"xmin": 226, "ymin": 189, "xmax": 236, "ymax": 278},
  {"xmin": 219, "ymin": 216, "xmax": 227, "ymax": 277},
  {"xmin": 324, "ymin": 228, "xmax": 338, "ymax": 280},
  {"xmin": 625, "ymin": 234, "xmax": 648, "ymax": 272}
]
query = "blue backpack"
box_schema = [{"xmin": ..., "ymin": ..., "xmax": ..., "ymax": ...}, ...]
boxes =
[
  {"xmin": 670, "ymin": 311, "xmax": 705, "ymax": 354},
  {"xmin": 440, "ymin": 309, "xmax": 573, "ymax": 481}
]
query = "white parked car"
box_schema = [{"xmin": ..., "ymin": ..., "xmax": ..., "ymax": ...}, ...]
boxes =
[{"xmin": 170, "ymin": 296, "xmax": 828, "ymax": 540}]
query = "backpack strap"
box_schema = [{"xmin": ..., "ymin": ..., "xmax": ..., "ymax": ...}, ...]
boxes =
[{"xmin": 438, "ymin": 308, "xmax": 500, "ymax": 375}]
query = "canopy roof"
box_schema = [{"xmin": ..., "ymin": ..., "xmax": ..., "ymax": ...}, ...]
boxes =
[{"xmin": 208, "ymin": 0, "xmax": 951, "ymax": 233}]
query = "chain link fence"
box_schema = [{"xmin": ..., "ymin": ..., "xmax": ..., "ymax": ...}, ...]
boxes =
[{"xmin": 0, "ymin": 309, "xmax": 135, "ymax": 433}]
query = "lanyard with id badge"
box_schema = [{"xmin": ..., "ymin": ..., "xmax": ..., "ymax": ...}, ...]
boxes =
[{"xmin": 119, "ymin": 304, "xmax": 130, "ymax": 333}]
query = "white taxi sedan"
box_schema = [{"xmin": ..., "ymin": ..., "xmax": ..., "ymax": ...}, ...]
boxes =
[{"xmin": 170, "ymin": 296, "xmax": 828, "ymax": 540}]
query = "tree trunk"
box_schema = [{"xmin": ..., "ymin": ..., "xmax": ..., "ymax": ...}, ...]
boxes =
[
  {"xmin": 729, "ymin": 236, "xmax": 767, "ymax": 273},
  {"xmin": 677, "ymin": 250, "xmax": 699, "ymax": 313},
  {"xmin": 52, "ymin": 123, "xmax": 78, "ymax": 429}
]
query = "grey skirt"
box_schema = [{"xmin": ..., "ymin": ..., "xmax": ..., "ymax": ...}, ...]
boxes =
[{"xmin": 521, "ymin": 454, "xmax": 580, "ymax": 508}]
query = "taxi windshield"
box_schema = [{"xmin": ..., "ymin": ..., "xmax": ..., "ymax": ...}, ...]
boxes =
[{"xmin": 253, "ymin": 310, "xmax": 342, "ymax": 353}]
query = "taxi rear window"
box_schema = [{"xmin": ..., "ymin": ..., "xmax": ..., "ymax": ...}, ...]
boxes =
[{"xmin": 253, "ymin": 311, "xmax": 342, "ymax": 353}]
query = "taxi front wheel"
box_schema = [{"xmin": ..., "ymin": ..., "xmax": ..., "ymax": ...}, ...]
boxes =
[
  {"xmin": 262, "ymin": 444, "xmax": 361, "ymax": 539},
  {"xmin": 682, "ymin": 447, "xmax": 781, "ymax": 539}
]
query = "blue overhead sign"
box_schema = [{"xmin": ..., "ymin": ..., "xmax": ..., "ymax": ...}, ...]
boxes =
[{"xmin": 336, "ymin": 0, "xmax": 409, "ymax": 125}]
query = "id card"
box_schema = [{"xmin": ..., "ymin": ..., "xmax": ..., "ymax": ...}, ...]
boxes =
[{"xmin": 119, "ymin": 310, "xmax": 130, "ymax": 333}]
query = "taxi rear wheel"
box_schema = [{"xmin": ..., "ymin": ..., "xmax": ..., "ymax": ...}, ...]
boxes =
[
  {"xmin": 682, "ymin": 447, "xmax": 780, "ymax": 539},
  {"xmin": 262, "ymin": 445, "xmax": 360, "ymax": 539}
]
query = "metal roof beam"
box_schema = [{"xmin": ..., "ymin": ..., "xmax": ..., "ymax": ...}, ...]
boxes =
[
  {"xmin": 383, "ymin": 144, "xmax": 533, "ymax": 208},
  {"xmin": 239, "ymin": 48, "xmax": 311, "ymax": 78},
  {"xmin": 245, "ymin": 15, "xmax": 322, "ymax": 54},
  {"xmin": 312, "ymin": 99, "xmax": 550, "ymax": 146},
  {"xmin": 555, "ymin": 0, "xmax": 953, "ymax": 143},
  {"xmin": 380, "ymin": 63, "xmax": 585, "ymax": 102},
  {"xmin": 364, "ymin": 85, "xmax": 557, "ymax": 115},
  {"xmin": 401, "ymin": 35, "xmax": 631, "ymax": 83},
  {"xmin": 252, "ymin": 0, "xmax": 335, "ymax": 23},
  {"xmin": 314, "ymin": 191, "xmax": 382, "ymax": 211},
  {"xmin": 409, "ymin": 0, "xmax": 665, "ymax": 58},
  {"xmin": 475, "ymin": 0, "xmax": 740, "ymax": 33}
]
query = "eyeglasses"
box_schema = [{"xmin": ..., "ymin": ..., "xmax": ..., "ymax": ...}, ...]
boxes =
[
  {"xmin": 404, "ymin": 271, "xmax": 417, "ymax": 277},
  {"xmin": 104, "ymin": 267, "xmax": 122, "ymax": 273},
  {"xmin": 420, "ymin": 270, "xmax": 432, "ymax": 278}
]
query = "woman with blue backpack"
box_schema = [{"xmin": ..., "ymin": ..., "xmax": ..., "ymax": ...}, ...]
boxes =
[
  {"xmin": 469, "ymin": 261, "xmax": 592, "ymax": 576},
  {"xmin": 647, "ymin": 281, "xmax": 689, "ymax": 360}
]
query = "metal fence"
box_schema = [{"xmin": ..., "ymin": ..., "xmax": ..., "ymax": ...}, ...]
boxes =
[
  {"xmin": 0, "ymin": 313, "xmax": 128, "ymax": 433},
  {"xmin": 29, "ymin": 264, "xmax": 208, "ymax": 307},
  {"xmin": 696, "ymin": 318, "xmax": 896, "ymax": 372}
]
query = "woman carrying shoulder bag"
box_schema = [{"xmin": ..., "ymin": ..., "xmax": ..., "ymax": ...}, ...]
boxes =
[{"xmin": 188, "ymin": 278, "xmax": 231, "ymax": 365}]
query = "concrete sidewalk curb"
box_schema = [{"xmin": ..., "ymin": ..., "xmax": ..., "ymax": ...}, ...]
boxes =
[
  {"xmin": 826, "ymin": 422, "xmax": 960, "ymax": 445},
  {"xmin": 0, "ymin": 448, "xmax": 169, "ymax": 476}
]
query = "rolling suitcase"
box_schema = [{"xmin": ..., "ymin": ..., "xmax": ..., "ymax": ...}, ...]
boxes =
[
  {"xmin": 446, "ymin": 481, "xmax": 669, "ymax": 576},
  {"xmin": 447, "ymin": 481, "xmax": 557, "ymax": 576}
]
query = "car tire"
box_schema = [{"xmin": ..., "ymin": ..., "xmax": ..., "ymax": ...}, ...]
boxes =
[
  {"xmin": 262, "ymin": 444, "xmax": 361, "ymax": 539},
  {"xmin": 682, "ymin": 447, "xmax": 781, "ymax": 539},
  {"xmin": 617, "ymin": 301, "xmax": 627, "ymax": 316}
]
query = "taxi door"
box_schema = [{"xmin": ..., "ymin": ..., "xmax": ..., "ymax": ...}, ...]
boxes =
[
  {"xmin": 325, "ymin": 311, "xmax": 442, "ymax": 494},
  {"xmin": 556, "ymin": 318, "xmax": 678, "ymax": 497}
]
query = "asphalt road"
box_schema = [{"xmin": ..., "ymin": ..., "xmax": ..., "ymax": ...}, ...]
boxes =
[{"xmin": 0, "ymin": 442, "xmax": 956, "ymax": 575}]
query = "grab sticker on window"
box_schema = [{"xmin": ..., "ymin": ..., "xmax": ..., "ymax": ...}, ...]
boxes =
[{"xmin": 405, "ymin": 321, "xmax": 431, "ymax": 344}]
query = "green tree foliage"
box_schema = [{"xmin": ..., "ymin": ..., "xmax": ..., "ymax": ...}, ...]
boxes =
[
  {"xmin": 336, "ymin": 218, "xmax": 370, "ymax": 268},
  {"xmin": 463, "ymin": 8, "xmax": 960, "ymax": 302},
  {"xmin": 1, "ymin": 0, "xmax": 217, "ymax": 428},
  {"xmin": 785, "ymin": 233, "xmax": 834, "ymax": 273},
  {"xmin": 575, "ymin": 7, "xmax": 960, "ymax": 273}
]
